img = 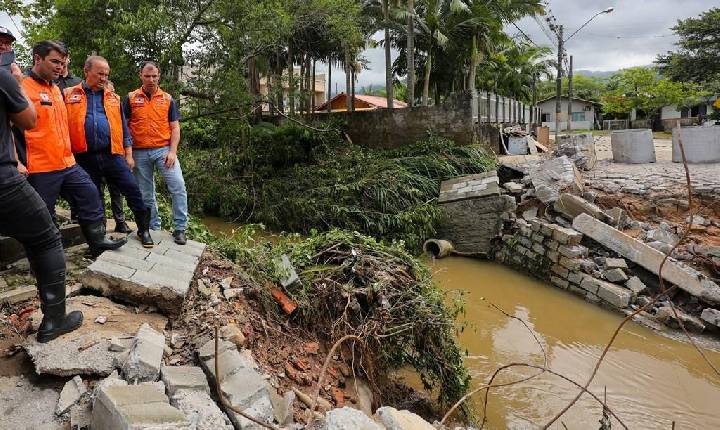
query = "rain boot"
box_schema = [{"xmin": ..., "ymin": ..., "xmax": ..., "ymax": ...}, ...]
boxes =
[
  {"xmin": 31, "ymin": 253, "xmax": 83, "ymax": 343},
  {"xmin": 133, "ymin": 208, "xmax": 154, "ymax": 248},
  {"xmin": 80, "ymin": 220, "xmax": 127, "ymax": 256}
]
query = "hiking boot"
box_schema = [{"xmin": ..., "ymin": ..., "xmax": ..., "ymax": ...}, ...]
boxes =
[
  {"xmin": 114, "ymin": 219, "xmax": 133, "ymax": 234},
  {"xmin": 172, "ymin": 230, "xmax": 187, "ymax": 245}
]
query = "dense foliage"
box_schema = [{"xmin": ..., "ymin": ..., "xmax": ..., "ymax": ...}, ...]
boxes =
[{"xmin": 182, "ymin": 123, "xmax": 495, "ymax": 251}]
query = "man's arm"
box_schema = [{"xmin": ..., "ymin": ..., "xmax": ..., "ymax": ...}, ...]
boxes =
[
  {"xmin": 164, "ymin": 120, "xmax": 180, "ymax": 168},
  {"xmin": 6, "ymin": 65, "xmax": 36, "ymax": 130}
]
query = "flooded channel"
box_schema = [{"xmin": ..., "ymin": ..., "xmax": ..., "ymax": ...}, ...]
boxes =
[
  {"xmin": 203, "ymin": 218, "xmax": 720, "ymax": 428},
  {"xmin": 428, "ymin": 257, "xmax": 720, "ymax": 429}
]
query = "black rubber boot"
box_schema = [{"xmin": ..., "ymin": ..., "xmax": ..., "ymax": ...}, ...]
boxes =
[
  {"xmin": 114, "ymin": 219, "xmax": 133, "ymax": 234},
  {"xmin": 80, "ymin": 221, "xmax": 127, "ymax": 256},
  {"xmin": 133, "ymin": 209, "xmax": 154, "ymax": 248},
  {"xmin": 31, "ymin": 255, "xmax": 83, "ymax": 343}
]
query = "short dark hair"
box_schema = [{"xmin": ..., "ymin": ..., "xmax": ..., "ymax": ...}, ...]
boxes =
[
  {"xmin": 32, "ymin": 40, "xmax": 68, "ymax": 60},
  {"xmin": 140, "ymin": 61, "xmax": 160, "ymax": 73}
]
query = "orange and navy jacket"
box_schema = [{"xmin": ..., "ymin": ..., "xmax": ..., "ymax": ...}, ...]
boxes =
[
  {"xmin": 125, "ymin": 87, "xmax": 173, "ymax": 149},
  {"xmin": 63, "ymin": 83, "xmax": 124, "ymax": 155},
  {"xmin": 20, "ymin": 72, "xmax": 75, "ymax": 173}
]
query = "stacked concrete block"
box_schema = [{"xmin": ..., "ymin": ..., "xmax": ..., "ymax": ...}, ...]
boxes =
[
  {"xmin": 198, "ymin": 339, "xmax": 275, "ymax": 429},
  {"xmin": 161, "ymin": 366, "xmax": 233, "ymax": 430},
  {"xmin": 91, "ymin": 384, "xmax": 190, "ymax": 430},
  {"xmin": 120, "ymin": 323, "xmax": 165, "ymax": 383}
]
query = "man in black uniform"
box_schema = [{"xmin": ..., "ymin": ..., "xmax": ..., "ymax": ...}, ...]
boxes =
[{"xmin": 0, "ymin": 60, "xmax": 83, "ymax": 343}]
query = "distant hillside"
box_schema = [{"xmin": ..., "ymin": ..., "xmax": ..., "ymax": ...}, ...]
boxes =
[{"xmin": 575, "ymin": 69, "xmax": 615, "ymax": 79}]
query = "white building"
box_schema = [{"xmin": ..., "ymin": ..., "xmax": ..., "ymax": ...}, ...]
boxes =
[{"xmin": 537, "ymin": 96, "xmax": 601, "ymax": 131}]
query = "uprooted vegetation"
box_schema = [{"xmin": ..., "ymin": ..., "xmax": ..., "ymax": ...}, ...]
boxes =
[
  {"xmin": 202, "ymin": 228, "xmax": 471, "ymax": 416},
  {"xmin": 182, "ymin": 123, "xmax": 496, "ymax": 250}
]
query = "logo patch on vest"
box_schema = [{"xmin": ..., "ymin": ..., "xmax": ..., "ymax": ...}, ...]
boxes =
[
  {"xmin": 133, "ymin": 96, "xmax": 145, "ymax": 105},
  {"xmin": 67, "ymin": 93, "xmax": 82, "ymax": 104},
  {"xmin": 39, "ymin": 92, "xmax": 52, "ymax": 106}
]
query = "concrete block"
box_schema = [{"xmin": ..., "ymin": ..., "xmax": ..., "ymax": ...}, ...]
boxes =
[
  {"xmin": 625, "ymin": 276, "xmax": 647, "ymax": 295},
  {"xmin": 604, "ymin": 268, "xmax": 629, "ymax": 283},
  {"xmin": 604, "ymin": 258, "xmax": 628, "ymax": 269},
  {"xmin": 161, "ymin": 366, "xmax": 210, "ymax": 396},
  {"xmin": 325, "ymin": 407, "xmax": 384, "ymax": 430},
  {"xmin": 551, "ymin": 276, "xmax": 569, "ymax": 289},
  {"xmin": 532, "ymin": 243, "xmax": 545, "ymax": 254},
  {"xmin": 567, "ymin": 271, "xmax": 583, "ymax": 285},
  {"xmin": 559, "ymin": 257, "xmax": 580, "ymax": 271},
  {"xmin": 655, "ymin": 306, "xmax": 705, "ymax": 333},
  {"xmin": 551, "ymin": 265, "xmax": 569, "ymax": 278},
  {"xmin": 101, "ymin": 251, "xmax": 155, "ymax": 272},
  {"xmin": 92, "ymin": 384, "xmax": 190, "ymax": 430},
  {"xmin": 86, "ymin": 260, "xmax": 137, "ymax": 281},
  {"xmin": 376, "ymin": 406, "xmax": 435, "ymax": 430},
  {"xmin": 700, "ymin": 308, "xmax": 720, "ymax": 328},
  {"xmin": 170, "ymin": 389, "xmax": 233, "ymax": 430},
  {"xmin": 552, "ymin": 226, "xmax": 582, "ymax": 245},
  {"xmin": 595, "ymin": 280, "xmax": 632, "ymax": 308},
  {"xmin": 439, "ymin": 172, "xmax": 500, "ymax": 203},
  {"xmin": 573, "ymin": 213, "xmax": 720, "ymax": 304},
  {"xmin": 580, "ymin": 276, "xmax": 602, "ymax": 295},
  {"xmin": 56, "ymin": 376, "xmax": 86, "ymax": 416},
  {"xmin": 546, "ymin": 240, "xmax": 560, "ymax": 251},
  {"xmin": 554, "ymin": 193, "xmax": 610, "ymax": 223},
  {"xmin": 558, "ymin": 244, "xmax": 588, "ymax": 258},
  {"xmin": 0, "ymin": 285, "xmax": 36, "ymax": 304},
  {"xmin": 121, "ymin": 323, "xmax": 165, "ymax": 383}
]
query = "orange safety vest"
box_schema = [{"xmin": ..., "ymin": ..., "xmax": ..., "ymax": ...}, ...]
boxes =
[
  {"xmin": 63, "ymin": 84, "xmax": 125, "ymax": 155},
  {"xmin": 21, "ymin": 76, "xmax": 75, "ymax": 174},
  {"xmin": 127, "ymin": 87, "xmax": 173, "ymax": 149}
]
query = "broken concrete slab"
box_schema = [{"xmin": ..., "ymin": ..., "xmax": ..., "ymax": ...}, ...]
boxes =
[
  {"xmin": 595, "ymin": 280, "xmax": 632, "ymax": 309},
  {"xmin": 24, "ymin": 296, "xmax": 166, "ymax": 377},
  {"xmin": 0, "ymin": 285, "xmax": 36, "ymax": 304},
  {"xmin": 91, "ymin": 384, "xmax": 190, "ymax": 430},
  {"xmin": 502, "ymin": 181, "xmax": 524, "ymax": 193},
  {"xmin": 655, "ymin": 306, "xmax": 705, "ymax": 333},
  {"xmin": 553, "ymin": 193, "xmax": 610, "ymax": 223},
  {"xmin": 170, "ymin": 389, "xmax": 233, "ymax": 430},
  {"xmin": 556, "ymin": 133, "xmax": 597, "ymax": 171},
  {"xmin": 56, "ymin": 375, "xmax": 87, "ymax": 416},
  {"xmin": 438, "ymin": 171, "xmax": 500, "ymax": 203},
  {"xmin": 604, "ymin": 258, "xmax": 628, "ymax": 269},
  {"xmin": 604, "ymin": 268, "xmax": 629, "ymax": 283},
  {"xmin": 701, "ymin": 308, "xmax": 720, "ymax": 329},
  {"xmin": 605, "ymin": 207, "xmax": 628, "ymax": 229},
  {"xmin": 121, "ymin": 323, "xmax": 165, "ymax": 383},
  {"xmin": 646, "ymin": 228, "xmax": 679, "ymax": 247},
  {"xmin": 270, "ymin": 390, "xmax": 295, "ymax": 426},
  {"xmin": 375, "ymin": 406, "xmax": 435, "ymax": 430},
  {"xmin": 529, "ymin": 156, "xmax": 584, "ymax": 204},
  {"xmin": 161, "ymin": 366, "xmax": 210, "ymax": 396},
  {"xmin": 324, "ymin": 407, "xmax": 384, "ymax": 430},
  {"xmin": 437, "ymin": 194, "xmax": 516, "ymax": 255},
  {"xmin": 70, "ymin": 401, "xmax": 92, "ymax": 430},
  {"xmin": 0, "ymin": 376, "xmax": 63, "ymax": 430},
  {"xmin": 573, "ymin": 213, "xmax": 720, "ymax": 305},
  {"xmin": 81, "ymin": 230, "xmax": 204, "ymax": 315}
]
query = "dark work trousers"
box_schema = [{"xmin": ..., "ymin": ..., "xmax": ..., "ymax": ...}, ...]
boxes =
[
  {"xmin": 27, "ymin": 164, "xmax": 104, "ymax": 224},
  {"xmin": 0, "ymin": 180, "xmax": 66, "ymax": 290},
  {"xmin": 106, "ymin": 181, "xmax": 126, "ymax": 222},
  {"xmin": 75, "ymin": 152, "xmax": 147, "ymax": 215}
]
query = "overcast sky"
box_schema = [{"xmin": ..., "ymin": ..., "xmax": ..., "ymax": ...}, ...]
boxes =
[{"xmin": 2, "ymin": 0, "xmax": 715, "ymax": 93}]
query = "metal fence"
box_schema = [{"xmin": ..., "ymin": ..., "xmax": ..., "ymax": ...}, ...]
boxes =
[{"xmin": 602, "ymin": 119, "xmax": 629, "ymax": 130}]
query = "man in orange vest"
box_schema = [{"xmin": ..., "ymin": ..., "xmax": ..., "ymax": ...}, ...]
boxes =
[
  {"xmin": 1, "ymin": 45, "xmax": 83, "ymax": 342},
  {"xmin": 123, "ymin": 61, "xmax": 188, "ymax": 245},
  {"xmin": 14, "ymin": 40, "xmax": 126, "ymax": 255},
  {"xmin": 64, "ymin": 56, "xmax": 153, "ymax": 248}
]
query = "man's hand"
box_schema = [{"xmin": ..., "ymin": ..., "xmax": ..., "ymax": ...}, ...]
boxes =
[
  {"xmin": 17, "ymin": 162, "xmax": 28, "ymax": 176},
  {"xmin": 9, "ymin": 63, "xmax": 22, "ymax": 83},
  {"xmin": 164, "ymin": 150, "xmax": 177, "ymax": 169},
  {"xmin": 125, "ymin": 154, "xmax": 135, "ymax": 170}
]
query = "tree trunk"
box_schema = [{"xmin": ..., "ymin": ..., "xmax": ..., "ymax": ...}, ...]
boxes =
[
  {"xmin": 486, "ymin": 88, "xmax": 491, "ymax": 125},
  {"xmin": 288, "ymin": 44, "xmax": 295, "ymax": 115},
  {"xmin": 495, "ymin": 85, "xmax": 499, "ymax": 127},
  {"xmin": 351, "ymin": 63, "xmax": 356, "ymax": 112},
  {"xmin": 305, "ymin": 55, "xmax": 311, "ymax": 113},
  {"xmin": 311, "ymin": 59, "xmax": 316, "ymax": 111},
  {"xmin": 383, "ymin": 0, "xmax": 393, "ymax": 109},
  {"xmin": 422, "ymin": 53, "xmax": 431, "ymax": 106},
  {"xmin": 434, "ymin": 82, "xmax": 439, "ymax": 106},
  {"xmin": 406, "ymin": 0, "xmax": 415, "ymax": 107},
  {"xmin": 345, "ymin": 51, "xmax": 352, "ymax": 111}
]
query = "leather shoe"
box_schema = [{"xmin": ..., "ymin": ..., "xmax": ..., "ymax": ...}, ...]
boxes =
[{"xmin": 172, "ymin": 230, "xmax": 187, "ymax": 245}]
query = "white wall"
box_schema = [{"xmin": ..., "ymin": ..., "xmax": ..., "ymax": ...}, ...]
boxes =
[
  {"xmin": 661, "ymin": 105, "xmax": 682, "ymax": 120},
  {"xmin": 538, "ymin": 99, "xmax": 596, "ymax": 128},
  {"xmin": 542, "ymin": 121, "xmax": 592, "ymax": 131}
]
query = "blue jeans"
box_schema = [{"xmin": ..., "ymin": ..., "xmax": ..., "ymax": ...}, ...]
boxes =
[{"xmin": 132, "ymin": 146, "xmax": 188, "ymax": 231}]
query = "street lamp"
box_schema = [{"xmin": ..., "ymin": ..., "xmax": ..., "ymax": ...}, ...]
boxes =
[{"xmin": 552, "ymin": 7, "xmax": 613, "ymax": 141}]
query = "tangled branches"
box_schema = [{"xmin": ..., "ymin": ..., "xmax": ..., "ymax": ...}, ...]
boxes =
[{"xmin": 284, "ymin": 230, "xmax": 471, "ymax": 410}]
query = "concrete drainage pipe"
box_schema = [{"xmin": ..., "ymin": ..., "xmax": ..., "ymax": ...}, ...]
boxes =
[{"xmin": 423, "ymin": 239, "xmax": 455, "ymax": 259}]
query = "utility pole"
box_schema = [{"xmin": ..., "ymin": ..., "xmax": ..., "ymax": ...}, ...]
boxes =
[
  {"xmin": 554, "ymin": 25, "xmax": 563, "ymax": 143},
  {"xmin": 567, "ymin": 55, "xmax": 573, "ymax": 132}
]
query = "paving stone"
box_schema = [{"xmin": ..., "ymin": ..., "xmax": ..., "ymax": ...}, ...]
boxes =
[
  {"xmin": 81, "ymin": 230, "xmax": 205, "ymax": 315},
  {"xmin": 604, "ymin": 268, "xmax": 629, "ymax": 283},
  {"xmin": 324, "ymin": 407, "xmax": 384, "ymax": 430},
  {"xmin": 595, "ymin": 280, "xmax": 632, "ymax": 308},
  {"xmin": 439, "ymin": 172, "xmax": 500, "ymax": 203},
  {"xmin": 56, "ymin": 376, "xmax": 87, "ymax": 416},
  {"xmin": 121, "ymin": 323, "xmax": 165, "ymax": 383},
  {"xmin": 92, "ymin": 384, "xmax": 190, "ymax": 430},
  {"xmin": 0, "ymin": 285, "xmax": 36, "ymax": 304},
  {"xmin": 604, "ymin": 258, "xmax": 628, "ymax": 269},
  {"xmin": 376, "ymin": 406, "xmax": 435, "ymax": 430},
  {"xmin": 161, "ymin": 366, "xmax": 210, "ymax": 396},
  {"xmin": 573, "ymin": 213, "xmax": 720, "ymax": 305},
  {"xmin": 625, "ymin": 276, "xmax": 647, "ymax": 295},
  {"xmin": 170, "ymin": 389, "xmax": 233, "ymax": 430}
]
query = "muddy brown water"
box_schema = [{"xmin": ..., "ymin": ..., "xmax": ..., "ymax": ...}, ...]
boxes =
[
  {"xmin": 202, "ymin": 218, "xmax": 720, "ymax": 428},
  {"xmin": 427, "ymin": 257, "xmax": 720, "ymax": 429}
]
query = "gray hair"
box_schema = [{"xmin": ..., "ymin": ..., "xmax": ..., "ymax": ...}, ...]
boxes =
[{"xmin": 84, "ymin": 55, "xmax": 108, "ymax": 72}]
